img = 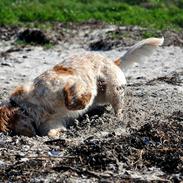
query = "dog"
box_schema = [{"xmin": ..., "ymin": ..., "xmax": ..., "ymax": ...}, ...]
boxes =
[{"xmin": 0, "ymin": 37, "xmax": 164, "ymax": 137}]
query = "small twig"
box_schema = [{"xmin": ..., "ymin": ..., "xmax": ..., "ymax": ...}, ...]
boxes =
[
  {"xmin": 53, "ymin": 165, "xmax": 112, "ymax": 179},
  {"xmin": 2, "ymin": 154, "xmax": 76, "ymax": 160},
  {"xmin": 147, "ymin": 147, "xmax": 183, "ymax": 153},
  {"xmin": 132, "ymin": 149, "xmax": 144, "ymax": 166},
  {"xmin": 25, "ymin": 155, "xmax": 75, "ymax": 160}
]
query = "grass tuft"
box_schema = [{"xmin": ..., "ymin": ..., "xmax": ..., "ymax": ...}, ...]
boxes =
[{"xmin": 0, "ymin": 0, "xmax": 182, "ymax": 30}]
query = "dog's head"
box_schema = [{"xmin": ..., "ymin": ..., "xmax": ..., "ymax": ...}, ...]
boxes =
[{"xmin": 0, "ymin": 102, "xmax": 19, "ymax": 132}]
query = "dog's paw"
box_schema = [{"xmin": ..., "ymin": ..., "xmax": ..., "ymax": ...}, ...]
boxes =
[{"xmin": 48, "ymin": 127, "xmax": 67, "ymax": 138}]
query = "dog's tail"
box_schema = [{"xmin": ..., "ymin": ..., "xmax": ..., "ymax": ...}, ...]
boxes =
[{"xmin": 114, "ymin": 37, "xmax": 164, "ymax": 70}]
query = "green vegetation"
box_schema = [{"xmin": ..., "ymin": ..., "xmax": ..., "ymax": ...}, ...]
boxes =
[{"xmin": 0, "ymin": 0, "xmax": 183, "ymax": 30}]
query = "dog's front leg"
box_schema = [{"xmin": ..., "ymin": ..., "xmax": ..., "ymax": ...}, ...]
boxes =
[{"xmin": 108, "ymin": 84, "xmax": 126, "ymax": 119}]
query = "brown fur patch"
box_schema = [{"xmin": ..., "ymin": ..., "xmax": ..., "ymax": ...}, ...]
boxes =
[
  {"xmin": 0, "ymin": 105, "xmax": 19, "ymax": 132},
  {"xmin": 11, "ymin": 86, "xmax": 25, "ymax": 97},
  {"xmin": 63, "ymin": 83, "xmax": 75, "ymax": 109},
  {"xmin": 114, "ymin": 58, "xmax": 121, "ymax": 66},
  {"xmin": 63, "ymin": 83, "xmax": 92, "ymax": 110},
  {"xmin": 53, "ymin": 65, "xmax": 75, "ymax": 75},
  {"xmin": 76, "ymin": 93, "xmax": 92, "ymax": 109}
]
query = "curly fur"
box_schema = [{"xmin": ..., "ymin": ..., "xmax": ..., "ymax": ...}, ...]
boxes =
[{"xmin": 0, "ymin": 105, "xmax": 19, "ymax": 132}]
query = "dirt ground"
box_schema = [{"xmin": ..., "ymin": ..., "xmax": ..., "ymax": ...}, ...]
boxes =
[{"xmin": 0, "ymin": 23, "xmax": 183, "ymax": 182}]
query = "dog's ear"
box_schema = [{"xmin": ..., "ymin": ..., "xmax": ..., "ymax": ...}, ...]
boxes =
[
  {"xmin": 0, "ymin": 105, "xmax": 18, "ymax": 132},
  {"xmin": 63, "ymin": 82, "xmax": 92, "ymax": 110}
]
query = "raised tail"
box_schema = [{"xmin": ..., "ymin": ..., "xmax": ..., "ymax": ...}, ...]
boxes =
[{"xmin": 114, "ymin": 37, "xmax": 164, "ymax": 70}]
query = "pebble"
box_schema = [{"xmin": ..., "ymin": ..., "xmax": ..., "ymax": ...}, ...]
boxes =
[{"xmin": 1, "ymin": 62, "xmax": 12, "ymax": 67}]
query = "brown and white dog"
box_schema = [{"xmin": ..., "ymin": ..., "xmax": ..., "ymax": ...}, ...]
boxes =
[{"xmin": 0, "ymin": 37, "xmax": 164, "ymax": 137}]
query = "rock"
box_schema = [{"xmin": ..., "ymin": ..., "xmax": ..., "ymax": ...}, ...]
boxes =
[
  {"xmin": 1, "ymin": 62, "xmax": 12, "ymax": 67},
  {"xmin": 17, "ymin": 29, "xmax": 50, "ymax": 45},
  {"xmin": 89, "ymin": 39, "xmax": 121, "ymax": 51}
]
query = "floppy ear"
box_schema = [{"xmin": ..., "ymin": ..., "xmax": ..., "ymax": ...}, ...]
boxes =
[
  {"xmin": 0, "ymin": 105, "xmax": 18, "ymax": 132},
  {"xmin": 63, "ymin": 82, "xmax": 92, "ymax": 110}
]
